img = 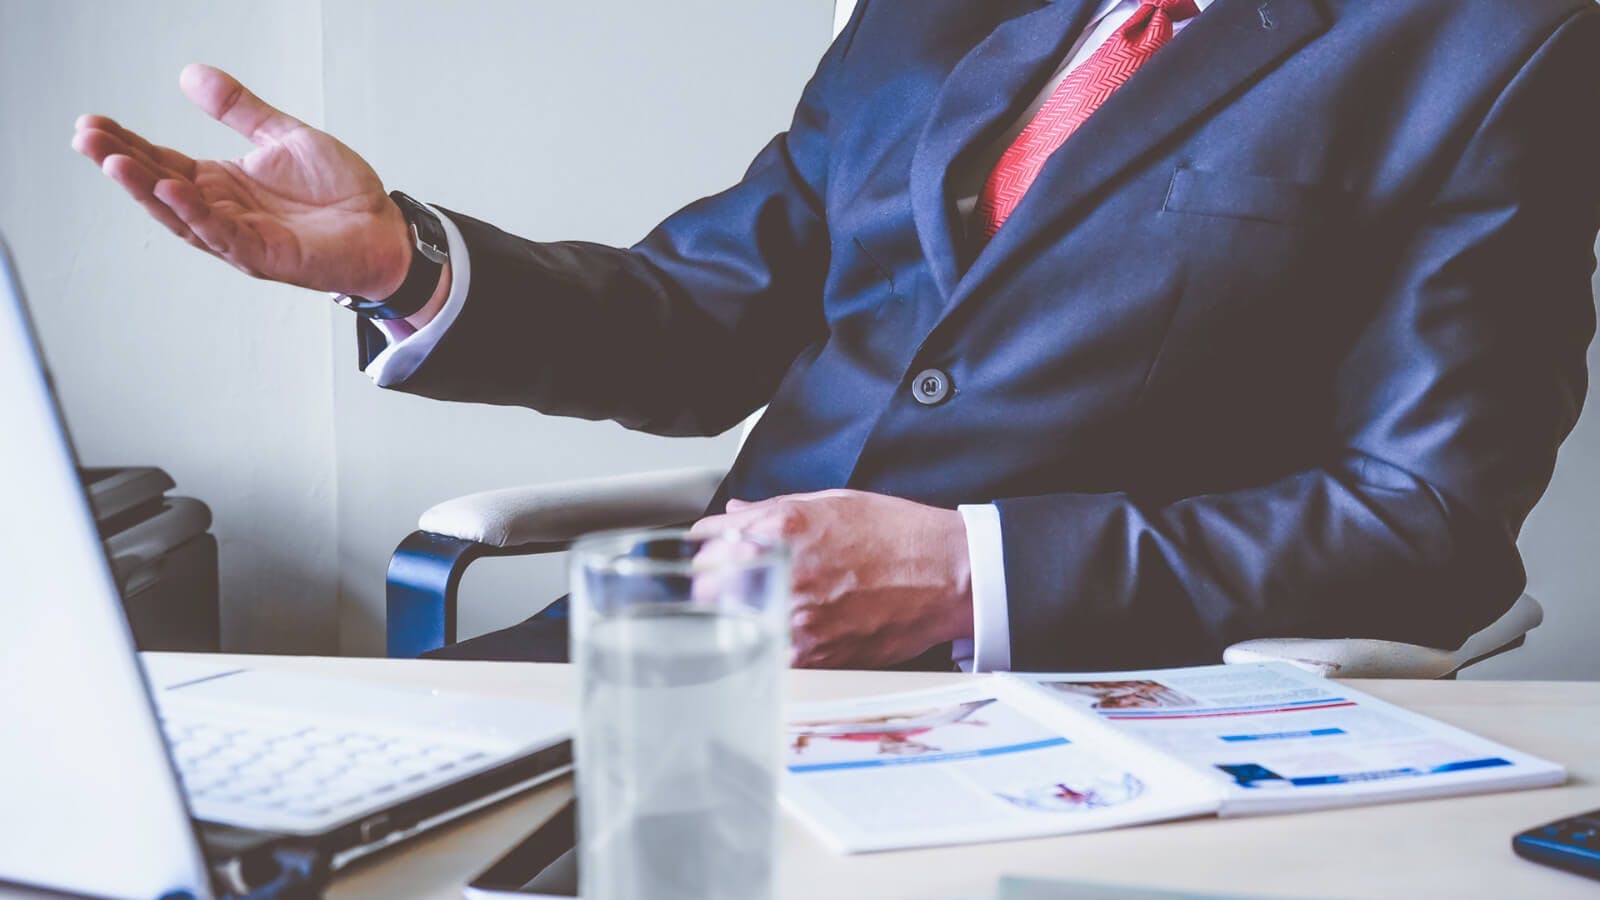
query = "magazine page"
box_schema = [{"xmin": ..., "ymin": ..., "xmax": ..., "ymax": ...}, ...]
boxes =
[
  {"xmin": 1004, "ymin": 663, "xmax": 1565, "ymax": 816},
  {"xmin": 780, "ymin": 681, "xmax": 1219, "ymax": 853}
]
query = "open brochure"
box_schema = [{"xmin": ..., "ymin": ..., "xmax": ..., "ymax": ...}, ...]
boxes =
[{"xmin": 781, "ymin": 662, "xmax": 1564, "ymax": 853}]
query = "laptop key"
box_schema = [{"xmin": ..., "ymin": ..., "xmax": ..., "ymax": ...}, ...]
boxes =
[{"xmin": 164, "ymin": 709, "xmax": 509, "ymax": 826}]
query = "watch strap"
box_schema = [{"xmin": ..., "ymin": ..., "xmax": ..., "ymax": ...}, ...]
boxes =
[{"xmin": 335, "ymin": 191, "xmax": 446, "ymax": 320}]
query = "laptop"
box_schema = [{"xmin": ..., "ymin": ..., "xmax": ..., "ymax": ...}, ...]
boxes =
[{"xmin": 0, "ymin": 235, "xmax": 573, "ymax": 898}]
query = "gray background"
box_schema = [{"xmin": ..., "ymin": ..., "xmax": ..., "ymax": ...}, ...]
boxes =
[{"xmin": 0, "ymin": 0, "xmax": 1593, "ymax": 678}]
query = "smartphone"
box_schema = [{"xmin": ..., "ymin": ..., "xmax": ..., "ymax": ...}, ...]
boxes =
[
  {"xmin": 464, "ymin": 799, "xmax": 579, "ymax": 899},
  {"xmin": 1512, "ymin": 807, "xmax": 1600, "ymax": 881}
]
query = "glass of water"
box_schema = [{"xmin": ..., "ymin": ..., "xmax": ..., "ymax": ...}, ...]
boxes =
[{"xmin": 570, "ymin": 527, "xmax": 790, "ymax": 900}]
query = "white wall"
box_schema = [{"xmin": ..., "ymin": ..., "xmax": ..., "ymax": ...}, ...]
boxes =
[{"xmin": 0, "ymin": 0, "xmax": 340, "ymax": 653}]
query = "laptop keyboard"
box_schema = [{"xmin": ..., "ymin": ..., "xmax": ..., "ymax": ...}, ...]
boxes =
[{"xmin": 161, "ymin": 708, "xmax": 500, "ymax": 828}]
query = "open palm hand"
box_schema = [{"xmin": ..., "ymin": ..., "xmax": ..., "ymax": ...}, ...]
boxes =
[{"xmin": 72, "ymin": 64, "xmax": 411, "ymax": 299}]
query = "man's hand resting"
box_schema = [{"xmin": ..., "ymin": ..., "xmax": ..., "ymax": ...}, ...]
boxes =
[
  {"xmin": 692, "ymin": 490, "xmax": 975, "ymax": 669},
  {"xmin": 71, "ymin": 64, "xmax": 437, "ymax": 312}
]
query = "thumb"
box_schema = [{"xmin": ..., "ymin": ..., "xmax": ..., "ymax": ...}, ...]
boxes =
[
  {"xmin": 725, "ymin": 498, "xmax": 753, "ymax": 511},
  {"xmin": 179, "ymin": 63, "xmax": 303, "ymax": 145}
]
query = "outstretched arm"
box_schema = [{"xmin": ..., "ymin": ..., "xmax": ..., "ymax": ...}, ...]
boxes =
[{"xmin": 76, "ymin": 5, "xmax": 868, "ymax": 439}]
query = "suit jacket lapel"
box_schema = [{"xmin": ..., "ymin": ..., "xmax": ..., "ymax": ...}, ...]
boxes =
[
  {"xmin": 909, "ymin": 0, "xmax": 1104, "ymax": 303},
  {"xmin": 952, "ymin": 0, "xmax": 1333, "ymax": 310}
]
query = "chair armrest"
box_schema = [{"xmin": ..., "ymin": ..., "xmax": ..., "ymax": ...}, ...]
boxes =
[
  {"xmin": 1222, "ymin": 593, "xmax": 1544, "ymax": 679},
  {"xmin": 418, "ymin": 465, "xmax": 728, "ymax": 547},
  {"xmin": 387, "ymin": 465, "xmax": 729, "ymax": 658}
]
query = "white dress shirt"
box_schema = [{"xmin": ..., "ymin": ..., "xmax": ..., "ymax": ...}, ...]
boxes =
[{"xmin": 365, "ymin": 0, "xmax": 1211, "ymax": 672}]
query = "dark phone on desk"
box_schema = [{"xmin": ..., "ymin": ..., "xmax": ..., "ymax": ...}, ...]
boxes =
[
  {"xmin": 1513, "ymin": 807, "xmax": 1600, "ymax": 881},
  {"xmin": 464, "ymin": 798, "xmax": 579, "ymax": 898}
]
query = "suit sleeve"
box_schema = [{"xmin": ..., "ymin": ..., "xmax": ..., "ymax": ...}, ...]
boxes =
[
  {"xmin": 996, "ymin": 10, "xmax": 1600, "ymax": 670},
  {"xmin": 377, "ymin": 11, "xmax": 868, "ymax": 438}
]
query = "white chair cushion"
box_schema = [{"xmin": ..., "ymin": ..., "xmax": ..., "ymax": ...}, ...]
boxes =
[
  {"xmin": 418, "ymin": 466, "xmax": 727, "ymax": 547},
  {"xmin": 1222, "ymin": 594, "xmax": 1544, "ymax": 678}
]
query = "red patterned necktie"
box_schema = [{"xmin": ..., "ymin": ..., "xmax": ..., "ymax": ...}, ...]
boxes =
[{"xmin": 976, "ymin": 0, "xmax": 1201, "ymax": 238}]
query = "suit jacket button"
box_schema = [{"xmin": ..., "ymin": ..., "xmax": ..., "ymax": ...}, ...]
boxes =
[{"xmin": 911, "ymin": 368, "xmax": 952, "ymax": 406}]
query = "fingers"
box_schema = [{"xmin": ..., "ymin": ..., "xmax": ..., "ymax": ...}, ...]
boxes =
[
  {"xmin": 179, "ymin": 63, "xmax": 303, "ymax": 146},
  {"xmin": 689, "ymin": 512, "xmax": 733, "ymax": 538},
  {"xmin": 690, "ymin": 505, "xmax": 773, "ymax": 540},
  {"xmin": 73, "ymin": 114, "xmax": 197, "ymax": 179},
  {"xmin": 71, "ymin": 124, "xmax": 121, "ymax": 165},
  {"xmin": 153, "ymin": 178, "xmax": 263, "ymax": 272},
  {"xmin": 99, "ymin": 154, "xmax": 210, "ymax": 254},
  {"xmin": 691, "ymin": 492, "xmax": 816, "ymax": 535},
  {"xmin": 789, "ymin": 601, "xmax": 840, "ymax": 669},
  {"xmin": 74, "ymin": 127, "xmax": 185, "ymax": 185},
  {"xmin": 73, "ymin": 117, "xmax": 213, "ymax": 256},
  {"xmin": 70, "ymin": 108, "xmax": 263, "ymax": 268}
]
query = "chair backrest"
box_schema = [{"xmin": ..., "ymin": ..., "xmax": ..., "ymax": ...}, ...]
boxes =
[
  {"xmin": 736, "ymin": 407, "xmax": 766, "ymax": 454},
  {"xmin": 834, "ymin": 0, "xmax": 859, "ymax": 35}
]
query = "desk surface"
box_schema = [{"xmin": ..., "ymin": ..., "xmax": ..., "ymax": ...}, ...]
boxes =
[{"xmin": 167, "ymin": 654, "xmax": 1600, "ymax": 900}]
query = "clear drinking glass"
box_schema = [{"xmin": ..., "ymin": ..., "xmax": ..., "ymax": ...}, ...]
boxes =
[{"xmin": 570, "ymin": 527, "xmax": 790, "ymax": 900}]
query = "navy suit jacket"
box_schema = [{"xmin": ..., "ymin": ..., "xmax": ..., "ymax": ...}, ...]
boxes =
[{"xmin": 383, "ymin": 0, "xmax": 1600, "ymax": 669}]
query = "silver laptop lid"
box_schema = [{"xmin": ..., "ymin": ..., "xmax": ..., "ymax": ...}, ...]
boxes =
[{"xmin": 0, "ymin": 237, "xmax": 213, "ymax": 898}]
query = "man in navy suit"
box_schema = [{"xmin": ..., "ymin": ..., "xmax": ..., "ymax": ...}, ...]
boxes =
[{"xmin": 76, "ymin": 0, "xmax": 1600, "ymax": 670}]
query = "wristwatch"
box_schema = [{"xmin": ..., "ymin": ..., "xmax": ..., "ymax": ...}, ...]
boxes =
[{"xmin": 334, "ymin": 191, "xmax": 448, "ymax": 320}]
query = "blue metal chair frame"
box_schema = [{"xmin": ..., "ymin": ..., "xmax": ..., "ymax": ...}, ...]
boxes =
[{"xmin": 385, "ymin": 531, "xmax": 569, "ymax": 658}]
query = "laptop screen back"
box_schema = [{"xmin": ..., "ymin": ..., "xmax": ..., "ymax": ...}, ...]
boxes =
[{"xmin": 0, "ymin": 238, "xmax": 212, "ymax": 898}]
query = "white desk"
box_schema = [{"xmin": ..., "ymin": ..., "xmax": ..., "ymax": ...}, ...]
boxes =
[{"xmin": 165, "ymin": 654, "xmax": 1600, "ymax": 899}]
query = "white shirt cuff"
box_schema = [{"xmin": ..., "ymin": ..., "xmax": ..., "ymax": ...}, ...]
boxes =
[
  {"xmin": 361, "ymin": 204, "xmax": 472, "ymax": 387},
  {"xmin": 957, "ymin": 503, "xmax": 1011, "ymax": 673}
]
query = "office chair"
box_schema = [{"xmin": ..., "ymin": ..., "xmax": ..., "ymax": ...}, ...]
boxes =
[{"xmin": 384, "ymin": 445, "xmax": 1545, "ymax": 678}]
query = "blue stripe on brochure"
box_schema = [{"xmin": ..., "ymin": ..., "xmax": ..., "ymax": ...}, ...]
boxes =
[
  {"xmin": 1286, "ymin": 757, "xmax": 1512, "ymax": 787},
  {"xmin": 1220, "ymin": 727, "xmax": 1346, "ymax": 743},
  {"xmin": 1106, "ymin": 697, "xmax": 1348, "ymax": 717},
  {"xmin": 1432, "ymin": 757, "xmax": 1514, "ymax": 774},
  {"xmin": 788, "ymin": 737, "xmax": 1070, "ymax": 774}
]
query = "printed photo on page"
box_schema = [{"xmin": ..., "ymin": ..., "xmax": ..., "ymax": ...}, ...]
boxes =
[
  {"xmin": 780, "ymin": 683, "xmax": 1218, "ymax": 853},
  {"xmin": 1004, "ymin": 663, "xmax": 1564, "ymax": 816}
]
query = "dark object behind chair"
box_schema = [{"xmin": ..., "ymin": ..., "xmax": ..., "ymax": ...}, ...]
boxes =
[{"xmin": 82, "ymin": 466, "xmax": 220, "ymax": 652}]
